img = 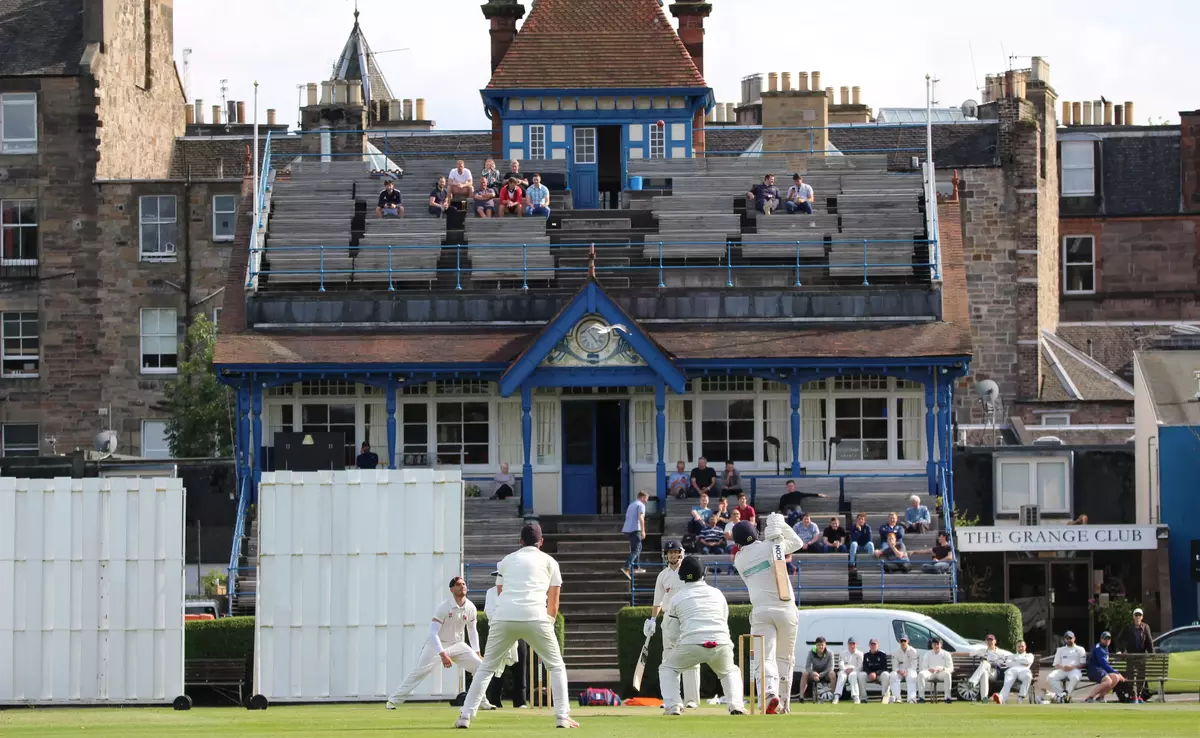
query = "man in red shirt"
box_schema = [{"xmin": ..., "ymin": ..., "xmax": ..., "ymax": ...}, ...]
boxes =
[
  {"xmin": 499, "ymin": 178, "xmax": 524, "ymax": 218},
  {"xmin": 734, "ymin": 491, "xmax": 756, "ymax": 527}
]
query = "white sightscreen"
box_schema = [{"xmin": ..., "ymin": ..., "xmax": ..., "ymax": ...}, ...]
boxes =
[
  {"xmin": 255, "ymin": 469, "xmax": 464, "ymax": 701},
  {"xmin": 0, "ymin": 476, "xmax": 186, "ymax": 704}
]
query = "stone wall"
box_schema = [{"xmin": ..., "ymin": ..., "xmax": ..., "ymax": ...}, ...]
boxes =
[{"xmin": 93, "ymin": 0, "xmax": 184, "ymax": 179}]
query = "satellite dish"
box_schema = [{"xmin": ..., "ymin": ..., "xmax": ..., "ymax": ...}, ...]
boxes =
[
  {"xmin": 975, "ymin": 379, "xmax": 1000, "ymax": 404},
  {"xmin": 961, "ymin": 99, "xmax": 979, "ymax": 118},
  {"xmin": 94, "ymin": 430, "xmax": 119, "ymax": 455}
]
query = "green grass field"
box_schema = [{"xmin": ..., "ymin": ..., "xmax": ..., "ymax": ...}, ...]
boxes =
[{"xmin": 3, "ymin": 702, "xmax": 1200, "ymax": 737}]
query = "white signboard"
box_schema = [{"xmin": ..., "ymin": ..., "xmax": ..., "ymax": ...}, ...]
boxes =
[
  {"xmin": 0, "ymin": 477, "xmax": 185, "ymax": 704},
  {"xmin": 254, "ymin": 469, "xmax": 464, "ymax": 702},
  {"xmin": 956, "ymin": 525, "xmax": 1159, "ymax": 552}
]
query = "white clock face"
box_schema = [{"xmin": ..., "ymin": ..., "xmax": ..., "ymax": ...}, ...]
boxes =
[{"xmin": 577, "ymin": 321, "xmax": 610, "ymax": 353}]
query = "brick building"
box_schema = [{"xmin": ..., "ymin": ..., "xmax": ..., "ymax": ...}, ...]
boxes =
[{"xmin": 0, "ymin": 0, "xmax": 241, "ymax": 458}]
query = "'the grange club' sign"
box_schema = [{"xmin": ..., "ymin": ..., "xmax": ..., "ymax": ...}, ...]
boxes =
[{"xmin": 956, "ymin": 525, "xmax": 1159, "ymax": 552}]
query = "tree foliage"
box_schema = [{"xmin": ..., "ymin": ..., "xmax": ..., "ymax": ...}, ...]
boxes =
[{"xmin": 162, "ymin": 315, "xmax": 234, "ymax": 458}]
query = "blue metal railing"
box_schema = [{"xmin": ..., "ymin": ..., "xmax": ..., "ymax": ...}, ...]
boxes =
[
  {"xmin": 629, "ymin": 557, "xmax": 956, "ymax": 607},
  {"xmin": 744, "ymin": 472, "xmax": 929, "ymax": 510},
  {"xmin": 249, "ymin": 239, "xmax": 936, "ymax": 293},
  {"xmin": 226, "ymin": 474, "xmax": 254, "ymax": 617}
]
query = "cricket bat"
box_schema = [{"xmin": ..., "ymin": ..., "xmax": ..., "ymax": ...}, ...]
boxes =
[
  {"xmin": 770, "ymin": 536, "xmax": 790, "ymax": 600},
  {"xmin": 632, "ymin": 631, "xmax": 653, "ymax": 691}
]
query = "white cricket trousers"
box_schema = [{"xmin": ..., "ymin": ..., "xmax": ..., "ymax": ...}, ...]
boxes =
[
  {"xmin": 1046, "ymin": 668, "xmax": 1081, "ymax": 697},
  {"xmin": 888, "ymin": 670, "xmax": 918, "ymax": 701},
  {"xmin": 920, "ymin": 670, "xmax": 952, "ymax": 700},
  {"xmin": 660, "ymin": 643, "xmax": 744, "ymax": 713},
  {"xmin": 662, "ymin": 626, "xmax": 701, "ymax": 705},
  {"xmin": 460, "ymin": 619, "xmax": 569, "ymax": 721},
  {"xmin": 969, "ymin": 661, "xmax": 994, "ymax": 698},
  {"xmin": 999, "ymin": 668, "xmax": 1032, "ymax": 703},
  {"xmin": 835, "ymin": 669, "xmax": 868, "ymax": 701},
  {"xmin": 388, "ymin": 641, "xmax": 482, "ymax": 703},
  {"xmin": 749, "ymin": 605, "xmax": 798, "ymax": 701}
]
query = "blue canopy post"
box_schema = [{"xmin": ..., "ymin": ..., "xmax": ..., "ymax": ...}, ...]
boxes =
[
  {"xmin": 521, "ymin": 384, "xmax": 534, "ymax": 516},
  {"xmin": 924, "ymin": 368, "xmax": 938, "ymax": 498},
  {"xmin": 789, "ymin": 378, "xmax": 802, "ymax": 477},
  {"xmin": 386, "ymin": 376, "xmax": 398, "ymax": 469},
  {"xmin": 655, "ymin": 380, "xmax": 667, "ymax": 510},
  {"xmin": 250, "ymin": 379, "xmax": 264, "ymax": 490}
]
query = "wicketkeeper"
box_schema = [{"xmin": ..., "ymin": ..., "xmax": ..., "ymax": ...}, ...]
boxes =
[
  {"xmin": 644, "ymin": 540, "xmax": 700, "ymax": 708},
  {"xmin": 659, "ymin": 556, "xmax": 746, "ymax": 716},
  {"xmin": 731, "ymin": 513, "xmax": 804, "ymax": 714}
]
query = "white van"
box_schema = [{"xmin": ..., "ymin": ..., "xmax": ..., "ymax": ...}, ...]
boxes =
[{"xmin": 792, "ymin": 607, "xmax": 999, "ymax": 668}]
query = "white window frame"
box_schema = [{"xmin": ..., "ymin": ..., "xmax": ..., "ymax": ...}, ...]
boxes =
[
  {"xmin": 140, "ymin": 420, "xmax": 173, "ymax": 459},
  {"xmin": 1041, "ymin": 414, "xmax": 1072, "ymax": 426},
  {"xmin": 994, "ymin": 455, "xmax": 1072, "ymax": 516},
  {"xmin": 212, "ymin": 194, "xmax": 237, "ymax": 242},
  {"xmin": 0, "ymin": 93, "xmax": 37, "ymax": 154},
  {"xmin": 139, "ymin": 307, "xmax": 178, "ymax": 374},
  {"xmin": 649, "ymin": 124, "xmax": 665, "ymax": 160},
  {"xmin": 574, "ymin": 127, "xmax": 596, "ymax": 164},
  {"xmin": 1, "ymin": 311, "xmax": 39, "ymax": 378},
  {"xmin": 1062, "ymin": 235, "xmax": 1096, "ymax": 295},
  {"xmin": 528, "ymin": 125, "xmax": 546, "ymax": 161},
  {"xmin": 1, "ymin": 199, "xmax": 38, "ymax": 265},
  {"xmin": 139, "ymin": 195, "xmax": 178, "ymax": 261},
  {"xmin": 1, "ymin": 423, "xmax": 39, "ymax": 457},
  {"xmin": 1060, "ymin": 140, "xmax": 1095, "ymax": 196}
]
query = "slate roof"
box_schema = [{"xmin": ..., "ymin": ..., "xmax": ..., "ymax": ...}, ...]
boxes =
[
  {"xmin": 1099, "ymin": 134, "xmax": 1181, "ymax": 216},
  {"xmin": 705, "ymin": 127, "xmax": 761, "ymax": 156},
  {"xmin": 0, "ymin": 0, "xmax": 85, "ymax": 76},
  {"xmin": 1056, "ymin": 324, "xmax": 1176, "ymax": 382},
  {"xmin": 829, "ymin": 123, "xmax": 998, "ymax": 170},
  {"xmin": 332, "ymin": 15, "xmax": 395, "ymax": 107},
  {"xmin": 1137, "ymin": 350, "xmax": 1200, "ymax": 426},
  {"xmin": 367, "ymin": 133, "xmax": 493, "ymax": 158},
  {"xmin": 487, "ymin": 0, "xmax": 707, "ymax": 90},
  {"xmin": 170, "ymin": 136, "xmax": 304, "ymax": 179},
  {"xmin": 1038, "ymin": 331, "xmax": 1134, "ymax": 402}
]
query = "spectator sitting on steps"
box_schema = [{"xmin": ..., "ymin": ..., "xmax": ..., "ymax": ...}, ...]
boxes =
[
  {"xmin": 723, "ymin": 508, "xmax": 742, "ymax": 541},
  {"xmin": 668, "ymin": 461, "xmax": 690, "ymax": 499},
  {"xmin": 429, "ymin": 177, "xmax": 451, "ymax": 217},
  {"xmin": 847, "ymin": 513, "xmax": 874, "ymax": 567},
  {"xmin": 491, "ymin": 463, "xmax": 515, "ymax": 499},
  {"xmin": 785, "ymin": 173, "xmax": 815, "ymax": 215},
  {"xmin": 499, "ymin": 179, "xmax": 524, "ymax": 218},
  {"xmin": 690, "ymin": 457, "xmax": 716, "ymax": 499},
  {"xmin": 793, "ymin": 513, "xmax": 826, "ymax": 553},
  {"xmin": 688, "ymin": 492, "xmax": 712, "ymax": 536},
  {"xmin": 356, "ymin": 441, "xmax": 379, "ymax": 469},
  {"xmin": 474, "ymin": 180, "xmax": 497, "ymax": 218},
  {"xmin": 822, "ymin": 517, "xmax": 847, "ymax": 554},
  {"xmin": 874, "ymin": 531, "xmax": 910, "ymax": 572},
  {"xmin": 480, "ymin": 158, "xmax": 501, "ymax": 190},
  {"xmin": 904, "ymin": 495, "xmax": 931, "ymax": 533},
  {"xmin": 734, "ymin": 491, "xmax": 756, "ymax": 527},
  {"xmin": 447, "ymin": 160, "xmax": 474, "ymax": 202},
  {"xmin": 911, "ymin": 532, "xmax": 954, "ymax": 573},
  {"xmin": 525, "ymin": 173, "xmax": 551, "ymax": 219},
  {"xmin": 376, "ymin": 179, "xmax": 404, "ymax": 218},
  {"xmin": 712, "ymin": 496, "xmax": 731, "ymax": 527},
  {"xmin": 715, "ymin": 461, "xmax": 743, "ymax": 497},
  {"xmin": 747, "ymin": 174, "xmax": 781, "ymax": 215},
  {"xmin": 878, "ymin": 512, "xmax": 905, "ymax": 547},
  {"xmin": 697, "ymin": 516, "xmax": 728, "ymax": 554},
  {"xmin": 777, "ymin": 479, "xmax": 829, "ymax": 514},
  {"xmin": 507, "ymin": 160, "xmax": 530, "ymax": 189}
]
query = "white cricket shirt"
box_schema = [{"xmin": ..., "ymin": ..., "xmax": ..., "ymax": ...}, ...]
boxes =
[
  {"xmin": 493, "ymin": 545, "xmax": 562, "ymax": 623},
  {"xmin": 448, "ymin": 168, "xmax": 473, "ymax": 186},
  {"xmin": 653, "ymin": 564, "xmax": 683, "ymax": 609},
  {"xmin": 664, "ymin": 581, "xmax": 731, "ymax": 647},
  {"xmin": 732, "ymin": 521, "xmax": 803, "ymax": 609},
  {"xmin": 1052, "ymin": 644, "xmax": 1086, "ymax": 669},
  {"xmin": 432, "ymin": 596, "xmax": 477, "ymax": 647},
  {"xmin": 892, "ymin": 645, "xmax": 920, "ymax": 672}
]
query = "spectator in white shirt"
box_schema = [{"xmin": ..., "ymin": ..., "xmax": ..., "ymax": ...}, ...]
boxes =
[
  {"xmin": 888, "ymin": 634, "xmax": 920, "ymax": 704},
  {"xmin": 448, "ymin": 160, "xmax": 475, "ymax": 201},
  {"xmin": 785, "ymin": 173, "xmax": 815, "ymax": 215},
  {"xmin": 996, "ymin": 640, "xmax": 1034, "ymax": 704},
  {"xmin": 919, "ymin": 636, "xmax": 954, "ymax": 703},
  {"xmin": 834, "ymin": 637, "xmax": 867, "ymax": 704},
  {"xmin": 1046, "ymin": 630, "xmax": 1087, "ymax": 703},
  {"xmin": 967, "ymin": 634, "xmax": 1004, "ymax": 701}
]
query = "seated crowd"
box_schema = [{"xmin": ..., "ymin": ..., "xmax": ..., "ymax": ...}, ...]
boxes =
[
  {"xmin": 746, "ymin": 172, "xmax": 816, "ymax": 216},
  {"xmin": 375, "ymin": 158, "xmax": 553, "ymax": 220}
]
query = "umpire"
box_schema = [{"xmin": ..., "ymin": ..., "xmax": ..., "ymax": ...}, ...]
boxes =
[{"xmin": 1116, "ymin": 607, "xmax": 1154, "ymax": 703}]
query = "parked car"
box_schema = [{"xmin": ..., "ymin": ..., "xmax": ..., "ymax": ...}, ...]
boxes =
[
  {"xmin": 1154, "ymin": 624, "xmax": 1200, "ymax": 653},
  {"xmin": 185, "ymin": 599, "xmax": 221, "ymax": 619}
]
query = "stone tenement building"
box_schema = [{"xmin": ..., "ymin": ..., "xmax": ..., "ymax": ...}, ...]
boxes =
[{"xmin": 0, "ymin": 0, "xmax": 242, "ymax": 458}]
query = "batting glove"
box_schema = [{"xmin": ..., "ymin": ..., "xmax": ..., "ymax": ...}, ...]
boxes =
[{"xmin": 643, "ymin": 618, "xmax": 657, "ymax": 637}]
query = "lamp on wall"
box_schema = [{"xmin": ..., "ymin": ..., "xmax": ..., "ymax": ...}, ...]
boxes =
[
  {"xmin": 764, "ymin": 436, "xmax": 781, "ymax": 475},
  {"xmin": 826, "ymin": 436, "xmax": 842, "ymax": 475},
  {"xmin": 302, "ymin": 434, "xmax": 315, "ymax": 446}
]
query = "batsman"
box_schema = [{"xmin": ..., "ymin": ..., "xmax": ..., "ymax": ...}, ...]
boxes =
[
  {"xmin": 642, "ymin": 540, "xmax": 700, "ymax": 708},
  {"xmin": 731, "ymin": 512, "xmax": 805, "ymax": 714}
]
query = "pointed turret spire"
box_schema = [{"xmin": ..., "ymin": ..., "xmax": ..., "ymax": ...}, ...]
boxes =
[{"xmin": 332, "ymin": 5, "xmax": 394, "ymax": 109}]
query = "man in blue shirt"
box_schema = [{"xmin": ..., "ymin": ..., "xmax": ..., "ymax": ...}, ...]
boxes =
[
  {"xmin": 621, "ymin": 490, "xmax": 648, "ymax": 579},
  {"xmin": 356, "ymin": 442, "xmax": 379, "ymax": 469},
  {"xmin": 878, "ymin": 512, "xmax": 905, "ymax": 547},
  {"xmin": 746, "ymin": 174, "xmax": 780, "ymax": 215},
  {"xmin": 524, "ymin": 173, "xmax": 551, "ymax": 218},
  {"xmin": 847, "ymin": 513, "xmax": 874, "ymax": 566},
  {"xmin": 697, "ymin": 517, "xmax": 728, "ymax": 554},
  {"xmin": 668, "ymin": 461, "xmax": 690, "ymax": 499},
  {"xmin": 1084, "ymin": 631, "xmax": 1125, "ymax": 703},
  {"xmin": 904, "ymin": 495, "xmax": 931, "ymax": 533}
]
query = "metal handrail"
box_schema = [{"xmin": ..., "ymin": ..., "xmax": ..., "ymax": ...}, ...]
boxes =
[
  {"xmin": 743, "ymin": 472, "xmax": 929, "ymax": 509},
  {"xmin": 226, "ymin": 474, "xmax": 252, "ymax": 617}
]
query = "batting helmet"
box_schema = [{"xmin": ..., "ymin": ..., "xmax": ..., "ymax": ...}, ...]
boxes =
[
  {"xmin": 731, "ymin": 521, "xmax": 759, "ymax": 547},
  {"xmin": 678, "ymin": 555, "xmax": 705, "ymax": 583}
]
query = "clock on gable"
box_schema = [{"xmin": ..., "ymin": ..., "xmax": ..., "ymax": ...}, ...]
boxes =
[{"xmin": 542, "ymin": 316, "xmax": 646, "ymax": 367}]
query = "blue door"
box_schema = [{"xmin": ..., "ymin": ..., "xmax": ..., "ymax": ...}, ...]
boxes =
[
  {"xmin": 571, "ymin": 127, "xmax": 599, "ymax": 209},
  {"xmin": 619, "ymin": 399, "xmax": 631, "ymax": 511},
  {"xmin": 561, "ymin": 402, "xmax": 598, "ymax": 515}
]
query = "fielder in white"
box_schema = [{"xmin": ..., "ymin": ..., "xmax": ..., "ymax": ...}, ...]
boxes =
[
  {"xmin": 643, "ymin": 540, "xmax": 700, "ymax": 709},
  {"xmin": 1045, "ymin": 630, "xmax": 1086, "ymax": 703},
  {"xmin": 834, "ymin": 637, "xmax": 867, "ymax": 704},
  {"xmin": 995, "ymin": 640, "xmax": 1034, "ymax": 704},
  {"xmin": 456, "ymin": 524, "xmax": 577, "ymax": 730},
  {"xmin": 888, "ymin": 634, "xmax": 920, "ymax": 703},
  {"xmin": 967, "ymin": 633, "xmax": 1004, "ymax": 701},
  {"xmin": 659, "ymin": 556, "xmax": 746, "ymax": 716},
  {"xmin": 919, "ymin": 636, "xmax": 954, "ymax": 703},
  {"xmin": 731, "ymin": 514, "xmax": 804, "ymax": 714},
  {"xmin": 387, "ymin": 576, "xmax": 490, "ymax": 708}
]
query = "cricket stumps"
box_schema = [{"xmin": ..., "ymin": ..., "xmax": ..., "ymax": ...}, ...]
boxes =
[{"xmin": 738, "ymin": 634, "xmax": 766, "ymax": 714}]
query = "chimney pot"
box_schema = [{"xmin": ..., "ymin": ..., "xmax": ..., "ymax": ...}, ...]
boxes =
[
  {"xmin": 839, "ymin": 86, "xmax": 850, "ymax": 105},
  {"xmin": 1124, "ymin": 101, "xmax": 1134, "ymax": 125},
  {"xmin": 1062, "ymin": 100, "xmax": 1071, "ymax": 126},
  {"xmin": 212, "ymin": 105, "xmax": 221, "ymax": 125},
  {"xmin": 185, "ymin": 104, "xmax": 195, "ymax": 126},
  {"xmin": 852, "ymin": 86, "xmax": 861, "ymax": 105},
  {"xmin": 320, "ymin": 81, "xmax": 333, "ymax": 104},
  {"xmin": 403, "ymin": 99, "xmax": 414, "ymax": 121},
  {"xmin": 347, "ymin": 83, "xmax": 363, "ymax": 106},
  {"xmin": 714, "ymin": 104, "xmax": 725, "ymax": 123},
  {"xmin": 306, "ymin": 82, "xmax": 318, "ymax": 107},
  {"xmin": 416, "ymin": 98, "xmax": 427, "ymax": 121},
  {"xmin": 810, "ymin": 71, "xmax": 821, "ymax": 90},
  {"xmin": 825, "ymin": 87, "xmax": 833, "ymax": 99},
  {"xmin": 267, "ymin": 109, "xmax": 277, "ymax": 126},
  {"xmin": 1094, "ymin": 100, "xmax": 1103, "ymax": 125},
  {"xmin": 1103, "ymin": 100, "xmax": 1113, "ymax": 125},
  {"xmin": 1114, "ymin": 105, "xmax": 1124, "ymax": 126},
  {"xmin": 194, "ymin": 99, "xmax": 204, "ymax": 124},
  {"xmin": 725, "ymin": 102, "xmax": 735, "ymax": 122},
  {"xmin": 797, "ymin": 72, "xmax": 809, "ymax": 91},
  {"xmin": 768, "ymin": 72, "xmax": 779, "ymax": 92},
  {"xmin": 237, "ymin": 101, "xmax": 246, "ymax": 125},
  {"xmin": 1072, "ymin": 102, "xmax": 1082, "ymax": 126},
  {"xmin": 1083, "ymin": 102, "xmax": 1093, "ymax": 126},
  {"xmin": 781, "ymin": 72, "xmax": 792, "ymax": 92}
]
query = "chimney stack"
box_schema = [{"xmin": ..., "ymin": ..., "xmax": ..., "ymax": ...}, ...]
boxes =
[
  {"xmin": 237, "ymin": 101, "xmax": 246, "ymax": 125},
  {"xmin": 185, "ymin": 104, "xmax": 195, "ymax": 126},
  {"xmin": 226, "ymin": 100, "xmax": 237, "ymax": 125},
  {"xmin": 797, "ymin": 72, "xmax": 809, "ymax": 91},
  {"xmin": 212, "ymin": 105, "xmax": 221, "ymax": 125},
  {"xmin": 194, "ymin": 99, "xmax": 204, "ymax": 124},
  {"xmin": 267, "ymin": 109, "xmax": 276, "ymax": 126},
  {"xmin": 416, "ymin": 98, "xmax": 426, "ymax": 120},
  {"xmin": 348, "ymin": 83, "xmax": 363, "ymax": 105},
  {"xmin": 403, "ymin": 99, "xmax": 414, "ymax": 120},
  {"xmin": 768, "ymin": 72, "xmax": 779, "ymax": 92},
  {"xmin": 1103, "ymin": 100, "xmax": 1113, "ymax": 125},
  {"xmin": 811, "ymin": 71, "xmax": 821, "ymax": 90},
  {"xmin": 714, "ymin": 104, "xmax": 725, "ymax": 123},
  {"xmin": 1094, "ymin": 99, "xmax": 1103, "ymax": 124},
  {"xmin": 1124, "ymin": 101, "xmax": 1134, "ymax": 125},
  {"xmin": 306, "ymin": 83, "xmax": 318, "ymax": 107},
  {"xmin": 852, "ymin": 86, "xmax": 861, "ymax": 105},
  {"xmin": 1062, "ymin": 100, "xmax": 1071, "ymax": 126},
  {"xmin": 1114, "ymin": 105, "xmax": 1124, "ymax": 126},
  {"xmin": 839, "ymin": 86, "xmax": 848, "ymax": 105},
  {"xmin": 1072, "ymin": 102, "xmax": 1081, "ymax": 126},
  {"xmin": 483, "ymin": 0, "xmax": 528, "ymax": 159},
  {"xmin": 781, "ymin": 72, "xmax": 792, "ymax": 92},
  {"xmin": 725, "ymin": 102, "xmax": 735, "ymax": 122},
  {"xmin": 825, "ymin": 87, "xmax": 834, "ymax": 99},
  {"xmin": 1083, "ymin": 102, "xmax": 1093, "ymax": 125}
]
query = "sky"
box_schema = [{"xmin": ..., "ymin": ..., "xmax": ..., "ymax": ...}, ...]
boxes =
[{"xmin": 175, "ymin": 0, "xmax": 1195, "ymax": 131}]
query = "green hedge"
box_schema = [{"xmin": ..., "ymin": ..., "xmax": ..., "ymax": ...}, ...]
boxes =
[
  {"xmin": 185, "ymin": 616, "xmax": 255, "ymax": 661},
  {"xmin": 616, "ymin": 603, "xmax": 1021, "ymax": 697}
]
